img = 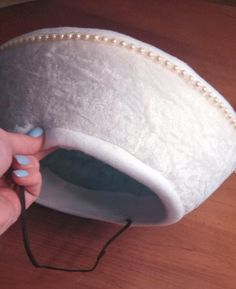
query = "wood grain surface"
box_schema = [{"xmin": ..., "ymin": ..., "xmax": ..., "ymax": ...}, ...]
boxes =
[{"xmin": 0, "ymin": 1, "xmax": 235, "ymax": 288}]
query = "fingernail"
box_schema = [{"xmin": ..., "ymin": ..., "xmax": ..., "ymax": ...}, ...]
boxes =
[
  {"xmin": 27, "ymin": 127, "xmax": 43, "ymax": 138},
  {"xmin": 15, "ymin": 155, "xmax": 30, "ymax": 166},
  {"xmin": 13, "ymin": 169, "xmax": 29, "ymax": 178}
]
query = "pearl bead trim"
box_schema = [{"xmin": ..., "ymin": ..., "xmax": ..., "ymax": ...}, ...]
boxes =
[{"xmin": 0, "ymin": 32, "xmax": 235, "ymax": 130}]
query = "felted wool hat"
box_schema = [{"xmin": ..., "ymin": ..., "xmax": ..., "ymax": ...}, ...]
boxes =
[{"xmin": 0, "ymin": 27, "xmax": 235, "ymax": 226}]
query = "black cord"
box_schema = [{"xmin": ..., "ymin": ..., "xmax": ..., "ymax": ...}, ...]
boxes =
[{"xmin": 19, "ymin": 185, "xmax": 132, "ymax": 272}]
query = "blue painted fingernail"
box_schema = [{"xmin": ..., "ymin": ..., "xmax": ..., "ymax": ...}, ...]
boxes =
[
  {"xmin": 15, "ymin": 155, "xmax": 30, "ymax": 166},
  {"xmin": 13, "ymin": 169, "xmax": 29, "ymax": 178},
  {"xmin": 27, "ymin": 127, "xmax": 43, "ymax": 138}
]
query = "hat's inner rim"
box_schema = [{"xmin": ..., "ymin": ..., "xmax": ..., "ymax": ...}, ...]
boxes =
[{"xmin": 40, "ymin": 148, "xmax": 167, "ymax": 224}]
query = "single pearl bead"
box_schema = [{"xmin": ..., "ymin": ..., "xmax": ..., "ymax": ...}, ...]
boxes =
[
  {"xmin": 180, "ymin": 70, "xmax": 187, "ymax": 76},
  {"xmin": 218, "ymin": 102, "xmax": 225, "ymax": 108},
  {"xmin": 223, "ymin": 108, "xmax": 229, "ymax": 114},
  {"xmin": 156, "ymin": 56, "xmax": 162, "ymax": 62},
  {"xmin": 59, "ymin": 34, "xmax": 65, "ymax": 40},
  {"xmin": 102, "ymin": 36, "xmax": 108, "ymax": 42},
  {"xmin": 66, "ymin": 33, "xmax": 73, "ymax": 39},
  {"xmin": 189, "ymin": 75, "xmax": 194, "ymax": 82},
  {"xmin": 213, "ymin": 97, "xmax": 219, "ymax": 104},
  {"xmin": 44, "ymin": 35, "xmax": 50, "ymax": 41},
  {"xmin": 195, "ymin": 81, "xmax": 201, "ymax": 87},
  {"xmin": 165, "ymin": 60, "xmax": 171, "ymax": 67},
  {"xmin": 173, "ymin": 65, "xmax": 179, "ymax": 71},
  {"xmin": 94, "ymin": 35, "xmax": 100, "ymax": 41},
  {"xmin": 46, "ymin": 34, "xmax": 53, "ymax": 40},
  {"xmin": 231, "ymin": 119, "xmax": 236, "ymax": 125},
  {"xmin": 51, "ymin": 34, "xmax": 57, "ymax": 40},
  {"xmin": 128, "ymin": 44, "xmax": 136, "ymax": 50},
  {"xmin": 147, "ymin": 51, "xmax": 154, "ymax": 57},
  {"xmin": 207, "ymin": 92, "xmax": 213, "ymax": 98},
  {"xmin": 138, "ymin": 47, "xmax": 145, "ymax": 54},
  {"xmin": 83, "ymin": 34, "xmax": 90, "ymax": 40},
  {"xmin": 201, "ymin": 87, "xmax": 207, "ymax": 93},
  {"xmin": 29, "ymin": 36, "xmax": 36, "ymax": 42},
  {"xmin": 120, "ymin": 41, "xmax": 127, "ymax": 47},
  {"xmin": 111, "ymin": 38, "xmax": 117, "ymax": 44}
]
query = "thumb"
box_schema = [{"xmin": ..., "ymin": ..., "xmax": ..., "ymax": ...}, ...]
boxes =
[{"xmin": 0, "ymin": 127, "xmax": 44, "ymax": 155}]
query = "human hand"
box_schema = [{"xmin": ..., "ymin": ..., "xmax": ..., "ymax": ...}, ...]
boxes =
[{"xmin": 0, "ymin": 127, "xmax": 46, "ymax": 235}]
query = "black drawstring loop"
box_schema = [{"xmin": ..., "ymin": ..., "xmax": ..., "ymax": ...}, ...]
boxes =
[{"xmin": 19, "ymin": 185, "xmax": 132, "ymax": 272}]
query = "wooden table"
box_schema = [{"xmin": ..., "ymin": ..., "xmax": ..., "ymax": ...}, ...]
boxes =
[{"xmin": 0, "ymin": 1, "xmax": 235, "ymax": 288}]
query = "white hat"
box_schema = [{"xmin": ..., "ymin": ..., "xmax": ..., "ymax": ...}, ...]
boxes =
[{"xmin": 0, "ymin": 27, "xmax": 235, "ymax": 226}]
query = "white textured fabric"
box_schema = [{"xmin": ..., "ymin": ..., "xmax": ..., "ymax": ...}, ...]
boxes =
[{"xmin": 0, "ymin": 27, "xmax": 235, "ymax": 225}]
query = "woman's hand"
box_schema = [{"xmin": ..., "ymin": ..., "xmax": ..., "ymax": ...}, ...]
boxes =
[{"xmin": 0, "ymin": 127, "xmax": 45, "ymax": 235}]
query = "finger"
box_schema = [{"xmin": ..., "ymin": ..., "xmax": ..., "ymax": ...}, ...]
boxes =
[
  {"xmin": 0, "ymin": 127, "xmax": 44, "ymax": 155},
  {"xmin": 12, "ymin": 155, "xmax": 39, "ymax": 171},
  {"xmin": 12, "ymin": 168, "xmax": 42, "ymax": 209},
  {"xmin": 13, "ymin": 170, "xmax": 42, "ymax": 209},
  {"xmin": 0, "ymin": 163, "xmax": 42, "ymax": 235},
  {"xmin": 12, "ymin": 168, "xmax": 42, "ymax": 196}
]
